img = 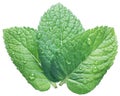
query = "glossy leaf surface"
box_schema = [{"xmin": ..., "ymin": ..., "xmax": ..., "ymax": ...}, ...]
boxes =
[
  {"xmin": 38, "ymin": 3, "xmax": 85, "ymax": 82},
  {"xmin": 3, "ymin": 27, "xmax": 50, "ymax": 91}
]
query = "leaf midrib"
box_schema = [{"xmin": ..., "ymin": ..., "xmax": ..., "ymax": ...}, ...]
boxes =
[{"xmin": 61, "ymin": 29, "xmax": 111, "ymax": 83}]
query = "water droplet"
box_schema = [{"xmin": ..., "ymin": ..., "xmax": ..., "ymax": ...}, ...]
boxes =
[
  {"xmin": 12, "ymin": 52, "xmax": 15, "ymax": 55},
  {"xmin": 41, "ymin": 50, "xmax": 44, "ymax": 54},
  {"xmin": 94, "ymin": 61, "xmax": 98, "ymax": 65},
  {"xmin": 29, "ymin": 73, "xmax": 35, "ymax": 81},
  {"xmin": 66, "ymin": 60, "xmax": 71, "ymax": 65},
  {"xmin": 87, "ymin": 38, "xmax": 92, "ymax": 45},
  {"xmin": 17, "ymin": 31, "xmax": 21, "ymax": 35},
  {"xmin": 37, "ymin": 33, "xmax": 42, "ymax": 39},
  {"xmin": 23, "ymin": 61, "xmax": 26, "ymax": 64},
  {"xmin": 17, "ymin": 42, "xmax": 21, "ymax": 45},
  {"xmin": 79, "ymin": 67, "xmax": 82, "ymax": 70},
  {"xmin": 60, "ymin": 40, "xmax": 63, "ymax": 46},
  {"xmin": 92, "ymin": 66, "xmax": 98, "ymax": 73}
]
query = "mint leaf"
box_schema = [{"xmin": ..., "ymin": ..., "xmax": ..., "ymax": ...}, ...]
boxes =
[
  {"xmin": 38, "ymin": 3, "xmax": 85, "ymax": 82},
  {"xmin": 3, "ymin": 27, "xmax": 50, "ymax": 91},
  {"xmin": 50, "ymin": 26, "xmax": 118, "ymax": 94},
  {"xmin": 3, "ymin": 3, "xmax": 118, "ymax": 95}
]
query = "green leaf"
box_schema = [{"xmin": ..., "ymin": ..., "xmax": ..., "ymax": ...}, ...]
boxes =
[
  {"xmin": 3, "ymin": 27, "xmax": 50, "ymax": 91},
  {"xmin": 37, "ymin": 3, "xmax": 85, "ymax": 82},
  {"xmin": 52, "ymin": 26, "xmax": 117, "ymax": 94},
  {"xmin": 3, "ymin": 3, "xmax": 118, "ymax": 95}
]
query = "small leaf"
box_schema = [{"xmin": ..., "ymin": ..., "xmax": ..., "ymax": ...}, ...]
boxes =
[
  {"xmin": 37, "ymin": 3, "xmax": 85, "ymax": 82},
  {"xmin": 3, "ymin": 27, "xmax": 50, "ymax": 91}
]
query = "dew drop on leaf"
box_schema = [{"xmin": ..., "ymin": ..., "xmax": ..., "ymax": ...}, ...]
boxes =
[
  {"xmin": 66, "ymin": 60, "xmax": 71, "ymax": 65},
  {"xmin": 79, "ymin": 67, "xmax": 82, "ymax": 70},
  {"xmin": 37, "ymin": 33, "xmax": 42, "ymax": 39},
  {"xmin": 12, "ymin": 52, "xmax": 15, "ymax": 55},
  {"xmin": 17, "ymin": 31, "xmax": 21, "ymax": 35},
  {"xmin": 92, "ymin": 66, "xmax": 98, "ymax": 73},
  {"xmin": 23, "ymin": 61, "xmax": 26, "ymax": 64},
  {"xmin": 41, "ymin": 50, "xmax": 44, "ymax": 55},
  {"xmin": 87, "ymin": 38, "xmax": 92, "ymax": 45},
  {"xmin": 94, "ymin": 61, "xmax": 98, "ymax": 65},
  {"xmin": 29, "ymin": 73, "xmax": 35, "ymax": 81}
]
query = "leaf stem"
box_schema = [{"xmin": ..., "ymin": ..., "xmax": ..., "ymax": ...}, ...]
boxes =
[
  {"xmin": 59, "ymin": 80, "xmax": 65, "ymax": 86},
  {"xmin": 59, "ymin": 81, "xmax": 64, "ymax": 86},
  {"xmin": 51, "ymin": 82, "xmax": 57, "ymax": 88}
]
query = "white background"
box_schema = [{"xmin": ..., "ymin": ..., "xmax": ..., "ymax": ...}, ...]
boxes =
[{"xmin": 0, "ymin": 0, "xmax": 120, "ymax": 96}]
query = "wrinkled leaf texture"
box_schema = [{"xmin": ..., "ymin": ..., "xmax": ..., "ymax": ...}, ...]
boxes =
[
  {"xmin": 38, "ymin": 3, "xmax": 85, "ymax": 82},
  {"xmin": 3, "ymin": 3, "xmax": 118, "ymax": 95},
  {"xmin": 3, "ymin": 27, "xmax": 50, "ymax": 91},
  {"xmin": 38, "ymin": 3, "xmax": 117, "ymax": 94}
]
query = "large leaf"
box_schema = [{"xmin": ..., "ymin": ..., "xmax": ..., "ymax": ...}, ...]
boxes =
[
  {"xmin": 50, "ymin": 26, "xmax": 118, "ymax": 94},
  {"xmin": 3, "ymin": 27, "xmax": 50, "ymax": 91},
  {"xmin": 38, "ymin": 3, "xmax": 85, "ymax": 82}
]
